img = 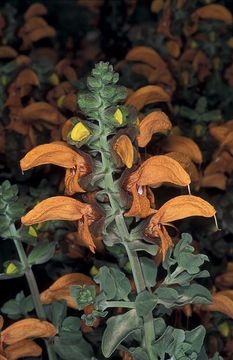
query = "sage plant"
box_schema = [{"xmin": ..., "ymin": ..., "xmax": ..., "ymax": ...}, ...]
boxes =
[{"xmin": 5, "ymin": 63, "xmax": 222, "ymax": 359}]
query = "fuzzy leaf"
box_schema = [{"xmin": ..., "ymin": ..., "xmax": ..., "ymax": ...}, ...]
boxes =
[
  {"xmin": 140, "ymin": 257, "xmax": 157, "ymax": 288},
  {"xmin": 28, "ymin": 241, "xmax": 56, "ymax": 265},
  {"xmin": 135, "ymin": 290, "xmax": 157, "ymax": 316},
  {"xmin": 102, "ymin": 309, "xmax": 142, "ymax": 358}
]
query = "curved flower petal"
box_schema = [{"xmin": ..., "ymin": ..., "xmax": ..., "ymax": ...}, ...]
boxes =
[
  {"xmin": 161, "ymin": 135, "xmax": 203, "ymax": 164},
  {"xmin": 156, "ymin": 225, "xmax": 173, "ymax": 260},
  {"xmin": 137, "ymin": 111, "xmax": 172, "ymax": 147},
  {"xmin": 124, "ymin": 184, "xmax": 156, "ymax": 218},
  {"xmin": 5, "ymin": 339, "xmax": 42, "ymax": 360},
  {"xmin": 20, "ymin": 142, "xmax": 81, "ymax": 170},
  {"xmin": 133, "ymin": 155, "xmax": 191, "ymax": 188},
  {"xmin": 1, "ymin": 319, "xmax": 56, "ymax": 345},
  {"xmin": 126, "ymin": 85, "xmax": 170, "ymax": 111},
  {"xmin": 21, "ymin": 196, "xmax": 90, "ymax": 225},
  {"xmin": 148, "ymin": 195, "xmax": 216, "ymax": 227},
  {"xmin": 113, "ymin": 134, "xmax": 134, "ymax": 168},
  {"xmin": 78, "ymin": 216, "xmax": 96, "ymax": 253},
  {"xmin": 192, "ymin": 4, "xmax": 233, "ymax": 24},
  {"xmin": 40, "ymin": 273, "xmax": 95, "ymax": 308},
  {"xmin": 126, "ymin": 46, "xmax": 167, "ymax": 70},
  {"xmin": 20, "ymin": 142, "xmax": 91, "ymax": 194}
]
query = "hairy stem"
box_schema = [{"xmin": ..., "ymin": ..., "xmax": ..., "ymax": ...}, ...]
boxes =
[
  {"xmin": 98, "ymin": 122, "xmax": 155, "ymax": 359},
  {"xmin": 101, "ymin": 301, "xmax": 136, "ymax": 310},
  {"xmin": 9, "ymin": 224, "xmax": 56, "ymax": 360}
]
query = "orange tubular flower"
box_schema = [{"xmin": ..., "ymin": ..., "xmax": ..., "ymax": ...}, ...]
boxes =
[
  {"xmin": 145, "ymin": 195, "xmax": 216, "ymax": 259},
  {"xmin": 21, "ymin": 196, "xmax": 99, "ymax": 253},
  {"xmin": 20, "ymin": 142, "xmax": 91, "ymax": 195},
  {"xmin": 124, "ymin": 155, "xmax": 191, "ymax": 218}
]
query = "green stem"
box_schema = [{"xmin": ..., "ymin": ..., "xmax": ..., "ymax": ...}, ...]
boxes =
[
  {"xmin": 9, "ymin": 224, "xmax": 56, "ymax": 360},
  {"xmin": 101, "ymin": 301, "xmax": 136, "ymax": 310},
  {"xmin": 97, "ymin": 124, "xmax": 155, "ymax": 359}
]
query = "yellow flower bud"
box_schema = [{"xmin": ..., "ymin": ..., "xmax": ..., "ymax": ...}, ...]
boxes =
[
  {"xmin": 5, "ymin": 263, "xmax": 18, "ymax": 275},
  {"xmin": 218, "ymin": 322, "xmax": 230, "ymax": 337},
  {"xmin": 227, "ymin": 37, "xmax": 233, "ymax": 48},
  {"xmin": 49, "ymin": 73, "xmax": 60, "ymax": 86},
  {"xmin": 114, "ymin": 108, "xmax": 123, "ymax": 125},
  {"xmin": 28, "ymin": 226, "xmax": 37, "ymax": 237},
  {"xmin": 151, "ymin": 0, "xmax": 164, "ymax": 13},
  {"xmin": 89, "ymin": 266, "xmax": 99, "ymax": 277},
  {"xmin": 71, "ymin": 122, "xmax": 90, "ymax": 142},
  {"xmin": 56, "ymin": 95, "xmax": 65, "ymax": 109}
]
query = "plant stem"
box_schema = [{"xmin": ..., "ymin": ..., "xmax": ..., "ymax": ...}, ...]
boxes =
[
  {"xmin": 101, "ymin": 300, "xmax": 136, "ymax": 310},
  {"xmin": 9, "ymin": 224, "xmax": 56, "ymax": 360},
  {"xmin": 98, "ymin": 125, "xmax": 155, "ymax": 359}
]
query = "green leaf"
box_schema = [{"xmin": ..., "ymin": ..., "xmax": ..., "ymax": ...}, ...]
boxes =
[
  {"xmin": 155, "ymin": 287, "xmax": 179, "ymax": 308},
  {"xmin": 54, "ymin": 335, "xmax": 94, "ymax": 360},
  {"xmin": 70, "ymin": 285, "xmax": 96, "ymax": 310},
  {"xmin": 129, "ymin": 348, "xmax": 149, "ymax": 360},
  {"xmin": 102, "ymin": 309, "xmax": 142, "ymax": 358},
  {"xmin": 1, "ymin": 299, "xmax": 21, "ymax": 317},
  {"xmin": 59, "ymin": 316, "xmax": 82, "ymax": 344},
  {"xmin": 0, "ymin": 260, "xmax": 24, "ymax": 279},
  {"xmin": 21, "ymin": 295, "xmax": 34, "ymax": 313},
  {"xmin": 94, "ymin": 266, "xmax": 131, "ymax": 301},
  {"xmin": 47, "ymin": 301, "xmax": 67, "ymax": 329},
  {"xmin": 81, "ymin": 309, "xmax": 107, "ymax": 327},
  {"xmin": 78, "ymin": 93, "xmax": 102, "ymax": 111},
  {"xmin": 177, "ymin": 284, "xmax": 212, "ymax": 305},
  {"xmin": 135, "ymin": 290, "xmax": 157, "ymax": 317},
  {"xmin": 127, "ymin": 241, "xmax": 158, "ymax": 255},
  {"xmin": 28, "ymin": 241, "xmax": 56, "ymax": 265},
  {"xmin": 140, "ymin": 257, "xmax": 157, "ymax": 288},
  {"xmin": 153, "ymin": 318, "xmax": 166, "ymax": 337},
  {"xmin": 185, "ymin": 326, "xmax": 206, "ymax": 354},
  {"xmin": 1, "ymin": 292, "xmax": 34, "ymax": 319}
]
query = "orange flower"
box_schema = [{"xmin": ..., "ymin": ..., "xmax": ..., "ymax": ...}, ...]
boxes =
[
  {"xmin": 40, "ymin": 273, "xmax": 95, "ymax": 308},
  {"xmin": 20, "ymin": 142, "xmax": 91, "ymax": 195},
  {"xmin": 124, "ymin": 155, "xmax": 191, "ymax": 218},
  {"xmin": 137, "ymin": 111, "xmax": 172, "ymax": 147},
  {"xmin": 21, "ymin": 196, "xmax": 99, "ymax": 252},
  {"xmin": 113, "ymin": 134, "xmax": 134, "ymax": 168},
  {"xmin": 161, "ymin": 135, "xmax": 203, "ymax": 164},
  {"xmin": 4, "ymin": 339, "xmax": 42, "ymax": 360},
  {"xmin": 145, "ymin": 195, "xmax": 216, "ymax": 259},
  {"xmin": 1, "ymin": 319, "xmax": 56, "ymax": 345},
  {"xmin": 126, "ymin": 85, "xmax": 170, "ymax": 111}
]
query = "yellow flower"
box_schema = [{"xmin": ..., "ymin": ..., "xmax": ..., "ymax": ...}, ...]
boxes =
[
  {"xmin": 114, "ymin": 108, "xmax": 123, "ymax": 125},
  {"xmin": 5, "ymin": 263, "xmax": 18, "ymax": 275},
  {"xmin": 28, "ymin": 226, "xmax": 37, "ymax": 237},
  {"xmin": 71, "ymin": 122, "xmax": 90, "ymax": 142},
  {"xmin": 49, "ymin": 73, "xmax": 60, "ymax": 86}
]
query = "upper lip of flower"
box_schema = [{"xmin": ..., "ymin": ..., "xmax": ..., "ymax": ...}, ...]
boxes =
[
  {"xmin": 21, "ymin": 196, "xmax": 101, "ymax": 253},
  {"xmin": 123, "ymin": 155, "xmax": 191, "ymax": 218},
  {"xmin": 20, "ymin": 142, "xmax": 92, "ymax": 195}
]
